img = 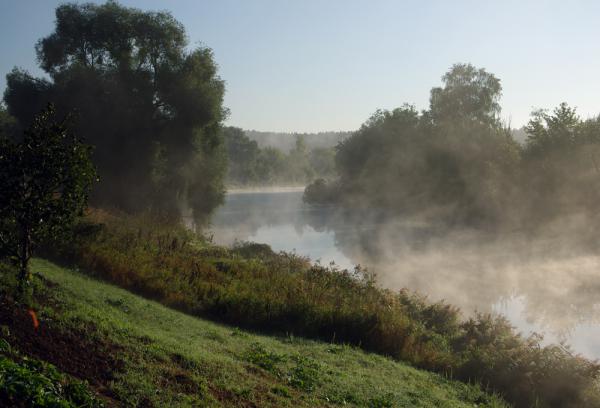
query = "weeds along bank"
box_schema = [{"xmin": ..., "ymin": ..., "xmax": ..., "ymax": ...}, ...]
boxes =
[{"xmin": 43, "ymin": 211, "xmax": 600, "ymax": 408}]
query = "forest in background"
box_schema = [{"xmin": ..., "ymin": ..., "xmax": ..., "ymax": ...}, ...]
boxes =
[
  {"xmin": 223, "ymin": 127, "xmax": 338, "ymax": 187},
  {"xmin": 244, "ymin": 130, "xmax": 350, "ymax": 152}
]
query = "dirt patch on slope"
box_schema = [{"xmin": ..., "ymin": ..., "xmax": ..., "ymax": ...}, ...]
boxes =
[{"xmin": 0, "ymin": 297, "xmax": 125, "ymax": 387}]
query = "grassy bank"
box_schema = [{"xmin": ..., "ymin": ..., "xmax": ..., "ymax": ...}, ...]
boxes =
[
  {"xmin": 0, "ymin": 259, "xmax": 507, "ymax": 407},
  {"xmin": 40, "ymin": 211, "xmax": 600, "ymax": 408}
]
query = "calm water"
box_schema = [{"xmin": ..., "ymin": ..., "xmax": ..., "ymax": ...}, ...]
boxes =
[{"xmin": 210, "ymin": 189, "xmax": 600, "ymax": 359}]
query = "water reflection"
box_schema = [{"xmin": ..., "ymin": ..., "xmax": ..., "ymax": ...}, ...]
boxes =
[{"xmin": 210, "ymin": 189, "xmax": 600, "ymax": 359}]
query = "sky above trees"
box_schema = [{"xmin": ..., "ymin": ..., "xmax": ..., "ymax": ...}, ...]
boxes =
[{"xmin": 1, "ymin": 0, "xmax": 599, "ymax": 132}]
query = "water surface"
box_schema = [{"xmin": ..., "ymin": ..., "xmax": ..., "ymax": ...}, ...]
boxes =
[{"xmin": 210, "ymin": 189, "xmax": 600, "ymax": 359}]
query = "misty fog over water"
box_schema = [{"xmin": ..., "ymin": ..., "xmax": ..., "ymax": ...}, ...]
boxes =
[{"xmin": 210, "ymin": 189, "xmax": 600, "ymax": 360}]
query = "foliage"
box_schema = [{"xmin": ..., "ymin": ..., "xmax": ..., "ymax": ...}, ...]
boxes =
[
  {"xmin": 368, "ymin": 393, "xmax": 395, "ymax": 408},
  {"xmin": 223, "ymin": 127, "xmax": 337, "ymax": 186},
  {"xmin": 302, "ymin": 178, "xmax": 337, "ymax": 204},
  {"xmin": 3, "ymin": 1, "xmax": 227, "ymax": 222},
  {"xmin": 0, "ymin": 105, "xmax": 95, "ymax": 290},
  {"xmin": 305, "ymin": 64, "xmax": 600, "ymax": 229},
  {"xmin": 316, "ymin": 97, "xmax": 519, "ymax": 224},
  {"xmin": 0, "ymin": 348, "xmax": 102, "ymax": 407},
  {"xmin": 244, "ymin": 130, "xmax": 351, "ymax": 152},
  {"xmin": 42, "ymin": 212, "xmax": 600, "ymax": 407},
  {"xmin": 223, "ymin": 127, "xmax": 261, "ymax": 185},
  {"xmin": 244, "ymin": 343, "xmax": 287, "ymax": 373},
  {"xmin": 7, "ymin": 259, "xmax": 507, "ymax": 408},
  {"xmin": 287, "ymin": 355, "xmax": 320, "ymax": 392},
  {"xmin": 0, "ymin": 105, "xmax": 19, "ymax": 140},
  {"xmin": 519, "ymin": 103, "xmax": 600, "ymax": 224},
  {"xmin": 243, "ymin": 344, "xmax": 320, "ymax": 392},
  {"xmin": 429, "ymin": 63, "xmax": 502, "ymax": 127}
]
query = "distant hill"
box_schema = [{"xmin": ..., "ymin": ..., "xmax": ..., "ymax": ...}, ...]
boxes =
[{"xmin": 244, "ymin": 130, "xmax": 353, "ymax": 152}]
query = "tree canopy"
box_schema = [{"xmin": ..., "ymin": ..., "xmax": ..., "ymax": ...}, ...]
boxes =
[
  {"xmin": 305, "ymin": 63, "xmax": 600, "ymax": 229},
  {"xmin": 429, "ymin": 63, "xmax": 502, "ymax": 127},
  {"xmin": 326, "ymin": 64, "xmax": 518, "ymax": 224},
  {"xmin": 4, "ymin": 1, "xmax": 227, "ymax": 222}
]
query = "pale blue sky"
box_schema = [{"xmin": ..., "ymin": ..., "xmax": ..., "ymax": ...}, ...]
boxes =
[{"xmin": 1, "ymin": 0, "xmax": 599, "ymax": 132}]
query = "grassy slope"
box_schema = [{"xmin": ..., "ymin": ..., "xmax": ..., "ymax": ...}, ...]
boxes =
[{"xmin": 28, "ymin": 258, "xmax": 507, "ymax": 407}]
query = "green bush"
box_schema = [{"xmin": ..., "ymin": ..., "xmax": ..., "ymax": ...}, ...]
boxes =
[
  {"xmin": 0, "ymin": 354, "xmax": 102, "ymax": 407},
  {"xmin": 244, "ymin": 343, "xmax": 286, "ymax": 374},
  {"xmin": 287, "ymin": 356, "xmax": 320, "ymax": 392}
]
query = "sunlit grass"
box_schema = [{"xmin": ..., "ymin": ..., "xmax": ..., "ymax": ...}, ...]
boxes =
[
  {"xmin": 30, "ymin": 258, "xmax": 507, "ymax": 407},
  {"xmin": 39, "ymin": 212, "xmax": 600, "ymax": 407}
]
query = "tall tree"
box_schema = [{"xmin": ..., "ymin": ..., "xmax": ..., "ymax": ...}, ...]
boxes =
[
  {"xmin": 307, "ymin": 64, "xmax": 520, "ymax": 225},
  {"xmin": 4, "ymin": 1, "xmax": 227, "ymax": 222},
  {"xmin": 429, "ymin": 63, "xmax": 502, "ymax": 127},
  {"xmin": 522, "ymin": 103, "xmax": 600, "ymax": 221}
]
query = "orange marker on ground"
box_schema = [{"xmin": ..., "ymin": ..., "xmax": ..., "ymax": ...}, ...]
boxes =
[{"xmin": 27, "ymin": 309, "xmax": 39, "ymax": 330}]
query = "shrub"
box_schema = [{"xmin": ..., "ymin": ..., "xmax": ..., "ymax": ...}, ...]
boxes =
[
  {"xmin": 0, "ymin": 354, "xmax": 102, "ymax": 407},
  {"xmin": 287, "ymin": 356, "xmax": 320, "ymax": 392},
  {"xmin": 244, "ymin": 343, "xmax": 286, "ymax": 374}
]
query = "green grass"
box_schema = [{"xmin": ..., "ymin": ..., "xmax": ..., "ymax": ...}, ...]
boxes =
[
  {"xmin": 40, "ymin": 213, "xmax": 600, "ymax": 408},
  {"xmin": 24, "ymin": 258, "xmax": 507, "ymax": 407},
  {"xmin": 0, "ymin": 351, "xmax": 103, "ymax": 407}
]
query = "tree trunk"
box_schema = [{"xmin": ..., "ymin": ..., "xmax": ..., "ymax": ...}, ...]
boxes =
[{"xmin": 17, "ymin": 225, "xmax": 31, "ymax": 294}]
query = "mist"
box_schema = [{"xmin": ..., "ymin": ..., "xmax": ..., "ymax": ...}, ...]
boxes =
[
  {"xmin": 210, "ymin": 189, "xmax": 600, "ymax": 360},
  {"xmin": 210, "ymin": 63, "xmax": 600, "ymax": 361}
]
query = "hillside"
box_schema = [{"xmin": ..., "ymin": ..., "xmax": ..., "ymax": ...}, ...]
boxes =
[{"xmin": 0, "ymin": 259, "xmax": 507, "ymax": 407}]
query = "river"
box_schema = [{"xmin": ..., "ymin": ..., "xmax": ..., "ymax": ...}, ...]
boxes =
[{"xmin": 209, "ymin": 188, "xmax": 600, "ymax": 360}]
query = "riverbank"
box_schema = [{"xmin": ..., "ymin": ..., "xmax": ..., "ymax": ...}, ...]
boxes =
[
  {"xmin": 0, "ymin": 259, "xmax": 508, "ymax": 407},
  {"xmin": 36, "ymin": 211, "xmax": 600, "ymax": 407}
]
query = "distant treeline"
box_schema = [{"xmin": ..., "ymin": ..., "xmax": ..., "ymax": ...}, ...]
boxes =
[
  {"xmin": 244, "ymin": 130, "xmax": 351, "ymax": 152},
  {"xmin": 223, "ymin": 127, "xmax": 337, "ymax": 186},
  {"xmin": 305, "ymin": 63, "xmax": 600, "ymax": 229}
]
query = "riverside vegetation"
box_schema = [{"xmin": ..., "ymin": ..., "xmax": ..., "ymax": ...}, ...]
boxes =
[
  {"xmin": 31, "ymin": 210, "xmax": 600, "ymax": 408},
  {"xmin": 0, "ymin": 258, "xmax": 509, "ymax": 407}
]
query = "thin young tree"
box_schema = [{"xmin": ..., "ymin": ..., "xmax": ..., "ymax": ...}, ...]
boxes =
[{"xmin": 0, "ymin": 104, "xmax": 96, "ymax": 292}]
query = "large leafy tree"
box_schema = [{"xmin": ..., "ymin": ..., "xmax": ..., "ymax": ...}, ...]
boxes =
[
  {"xmin": 429, "ymin": 63, "xmax": 502, "ymax": 127},
  {"xmin": 4, "ymin": 1, "xmax": 227, "ymax": 222},
  {"xmin": 0, "ymin": 105, "xmax": 96, "ymax": 291},
  {"xmin": 309, "ymin": 64, "xmax": 520, "ymax": 224}
]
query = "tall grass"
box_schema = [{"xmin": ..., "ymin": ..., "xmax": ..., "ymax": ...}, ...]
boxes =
[{"xmin": 44, "ymin": 210, "xmax": 600, "ymax": 408}]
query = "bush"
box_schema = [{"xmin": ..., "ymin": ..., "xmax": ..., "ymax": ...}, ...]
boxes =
[
  {"xmin": 0, "ymin": 353, "xmax": 102, "ymax": 407},
  {"xmin": 303, "ymin": 178, "xmax": 337, "ymax": 204}
]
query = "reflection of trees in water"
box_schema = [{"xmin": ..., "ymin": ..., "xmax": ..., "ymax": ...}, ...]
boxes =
[
  {"xmin": 210, "ymin": 192, "xmax": 600, "ymax": 335},
  {"xmin": 209, "ymin": 191, "xmax": 307, "ymax": 243}
]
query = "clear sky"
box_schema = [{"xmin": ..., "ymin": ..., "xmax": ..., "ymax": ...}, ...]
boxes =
[{"xmin": 1, "ymin": 0, "xmax": 599, "ymax": 132}]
